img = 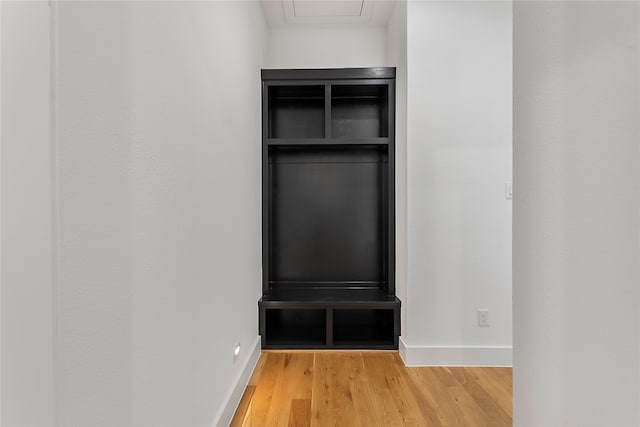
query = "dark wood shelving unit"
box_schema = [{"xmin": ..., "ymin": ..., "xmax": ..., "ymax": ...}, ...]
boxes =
[{"xmin": 259, "ymin": 67, "xmax": 400, "ymax": 350}]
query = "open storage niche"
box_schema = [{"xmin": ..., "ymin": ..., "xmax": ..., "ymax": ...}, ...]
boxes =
[
  {"xmin": 332, "ymin": 84, "xmax": 389, "ymax": 138},
  {"xmin": 333, "ymin": 309, "xmax": 396, "ymax": 346},
  {"xmin": 264, "ymin": 309, "xmax": 326, "ymax": 347},
  {"xmin": 259, "ymin": 68, "xmax": 400, "ymax": 350},
  {"xmin": 269, "ymin": 145, "xmax": 388, "ymax": 286},
  {"xmin": 268, "ymin": 85, "xmax": 325, "ymax": 139}
]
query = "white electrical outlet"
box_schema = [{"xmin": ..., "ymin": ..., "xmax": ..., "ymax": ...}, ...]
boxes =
[{"xmin": 478, "ymin": 309, "xmax": 489, "ymax": 327}]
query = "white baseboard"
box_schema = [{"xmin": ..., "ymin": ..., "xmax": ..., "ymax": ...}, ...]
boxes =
[
  {"xmin": 399, "ymin": 337, "xmax": 512, "ymax": 367},
  {"xmin": 213, "ymin": 337, "xmax": 261, "ymax": 427}
]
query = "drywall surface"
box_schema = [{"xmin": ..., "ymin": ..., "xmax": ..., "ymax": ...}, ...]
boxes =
[
  {"xmin": 0, "ymin": 2, "xmax": 55, "ymax": 426},
  {"xmin": 55, "ymin": 2, "xmax": 265, "ymax": 426},
  {"xmin": 386, "ymin": 1, "xmax": 408, "ymax": 343},
  {"xmin": 513, "ymin": 2, "xmax": 639, "ymax": 425},
  {"xmin": 267, "ymin": 26, "xmax": 386, "ymax": 68},
  {"xmin": 404, "ymin": 1, "xmax": 512, "ymax": 364}
]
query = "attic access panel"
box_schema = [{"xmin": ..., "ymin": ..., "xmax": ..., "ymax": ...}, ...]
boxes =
[{"xmin": 269, "ymin": 145, "xmax": 388, "ymax": 286}]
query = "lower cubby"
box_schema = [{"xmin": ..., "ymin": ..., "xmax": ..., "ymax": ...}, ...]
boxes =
[
  {"xmin": 259, "ymin": 292, "xmax": 400, "ymax": 349},
  {"xmin": 332, "ymin": 309, "xmax": 395, "ymax": 347},
  {"xmin": 264, "ymin": 309, "xmax": 326, "ymax": 347}
]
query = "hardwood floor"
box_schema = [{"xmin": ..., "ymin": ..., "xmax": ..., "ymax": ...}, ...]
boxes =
[{"xmin": 230, "ymin": 351, "xmax": 512, "ymax": 427}]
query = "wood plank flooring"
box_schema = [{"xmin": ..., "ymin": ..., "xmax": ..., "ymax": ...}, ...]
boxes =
[{"xmin": 230, "ymin": 351, "xmax": 512, "ymax": 427}]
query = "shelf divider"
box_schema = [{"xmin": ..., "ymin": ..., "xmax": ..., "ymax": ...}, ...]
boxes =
[{"xmin": 267, "ymin": 137, "xmax": 390, "ymax": 146}]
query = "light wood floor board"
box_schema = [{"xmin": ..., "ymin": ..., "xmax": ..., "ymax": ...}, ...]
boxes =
[{"xmin": 230, "ymin": 351, "xmax": 512, "ymax": 427}]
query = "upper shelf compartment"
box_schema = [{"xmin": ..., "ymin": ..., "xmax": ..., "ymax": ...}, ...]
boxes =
[
  {"xmin": 331, "ymin": 84, "xmax": 389, "ymax": 138},
  {"xmin": 268, "ymin": 85, "xmax": 325, "ymax": 139}
]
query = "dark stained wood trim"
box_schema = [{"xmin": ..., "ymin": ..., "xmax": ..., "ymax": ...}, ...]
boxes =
[{"xmin": 262, "ymin": 67, "xmax": 396, "ymax": 81}]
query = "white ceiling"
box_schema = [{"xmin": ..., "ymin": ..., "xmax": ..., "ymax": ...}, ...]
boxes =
[{"xmin": 260, "ymin": 0, "xmax": 397, "ymax": 27}]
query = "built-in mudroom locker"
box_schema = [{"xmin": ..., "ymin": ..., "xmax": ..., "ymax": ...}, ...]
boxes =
[{"xmin": 259, "ymin": 67, "xmax": 400, "ymax": 349}]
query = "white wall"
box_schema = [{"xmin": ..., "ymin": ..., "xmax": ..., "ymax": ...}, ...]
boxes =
[
  {"xmin": 386, "ymin": 1, "xmax": 408, "ymax": 347},
  {"xmin": 403, "ymin": 1, "xmax": 513, "ymax": 365},
  {"xmin": 513, "ymin": 2, "xmax": 639, "ymax": 425},
  {"xmin": 55, "ymin": 3, "xmax": 134, "ymax": 423},
  {"xmin": 1, "ymin": 2, "xmax": 56, "ymax": 426},
  {"xmin": 55, "ymin": 2, "xmax": 266, "ymax": 426},
  {"xmin": 267, "ymin": 26, "xmax": 386, "ymax": 68},
  {"xmin": 1, "ymin": 2, "xmax": 520, "ymax": 424}
]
